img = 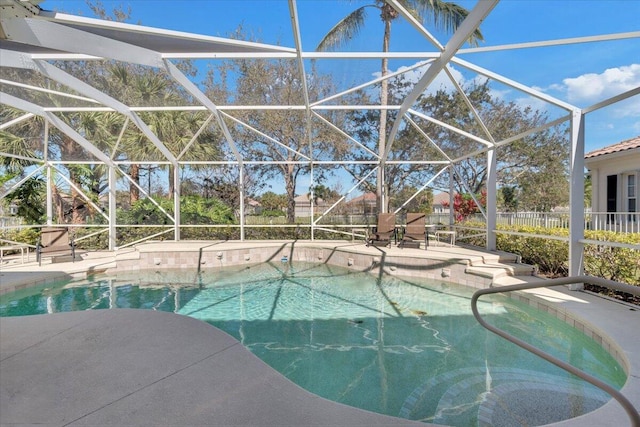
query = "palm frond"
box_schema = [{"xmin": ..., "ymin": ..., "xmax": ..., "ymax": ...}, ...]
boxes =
[
  {"xmin": 0, "ymin": 131, "xmax": 38, "ymax": 172},
  {"xmin": 409, "ymin": 0, "xmax": 484, "ymax": 46},
  {"xmin": 316, "ymin": 6, "xmax": 371, "ymax": 51}
]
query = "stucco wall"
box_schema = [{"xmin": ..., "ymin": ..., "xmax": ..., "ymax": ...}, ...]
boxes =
[{"xmin": 586, "ymin": 149, "xmax": 640, "ymax": 213}]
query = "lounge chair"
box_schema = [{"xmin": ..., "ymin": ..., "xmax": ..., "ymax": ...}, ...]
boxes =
[
  {"xmin": 36, "ymin": 227, "xmax": 76, "ymax": 266},
  {"xmin": 400, "ymin": 212, "xmax": 426, "ymax": 249},
  {"xmin": 366, "ymin": 213, "xmax": 396, "ymax": 247}
]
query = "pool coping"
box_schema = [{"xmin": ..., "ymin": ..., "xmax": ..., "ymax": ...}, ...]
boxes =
[
  {"xmin": 0, "ymin": 240, "xmax": 638, "ymax": 426},
  {"xmin": 1, "ymin": 309, "xmax": 428, "ymax": 426}
]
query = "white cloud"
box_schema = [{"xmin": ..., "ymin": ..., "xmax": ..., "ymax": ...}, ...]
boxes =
[
  {"xmin": 562, "ymin": 64, "xmax": 640, "ymax": 104},
  {"xmin": 514, "ymin": 95, "xmax": 548, "ymax": 112},
  {"xmin": 546, "ymin": 83, "xmax": 564, "ymax": 93},
  {"xmin": 612, "ymin": 95, "xmax": 640, "ymax": 118}
]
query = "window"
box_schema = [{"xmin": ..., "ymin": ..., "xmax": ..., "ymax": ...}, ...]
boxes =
[
  {"xmin": 628, "ymin": 174, "xmax": 636, "ymax": 221},
  {"xmin": 607, "ymin": 174, "xmax": 617, "ymax": 223}
]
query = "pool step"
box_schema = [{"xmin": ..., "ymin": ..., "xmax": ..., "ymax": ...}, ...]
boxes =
[
  {"xmin": 464, "ymin": 251, "xmax": 520, "ymax": 268},
  {"xmin": 464, "ymin": 249, "xmax": 534, "ymax": 280},
  {"xmin": 465, "ymin": 262, "xmax": 536, "ymax": 280},
  {"xmin": 399, "ymin": 367, "xmax": 609, "ymax": 426}
]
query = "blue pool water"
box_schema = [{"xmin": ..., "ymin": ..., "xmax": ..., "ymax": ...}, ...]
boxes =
[{"xmin": 0, "ymin": 262, "xmax": 625, "ymax": 426}]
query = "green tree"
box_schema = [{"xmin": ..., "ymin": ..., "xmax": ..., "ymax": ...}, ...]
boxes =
[
  {"xmin": 389, "ymin": 186, "xmax": 433, "ymax": 213},
  {"xmin": 346, "ymin": 79, "xmax": 569, "ymax": 213},
  {"xmin": 412, "ymin": 81, "xmax": 569, "ymax": 207},
  {"xmin": 1, "ymin": 175, "xmax": 46, "ymax": 224},
  {"xmin": 311, "ymin": 184, "xmax": 341, "ymax": 204},
  {"xmin": 207, "ymin": 40, "xmax": 346, "ymax": 224},
  {"xmin": 0, "ymin": 90, "xmax": 88, "ymax": 225},
  {"xmin": 259, "ymin": 192, "xmax": 287, "ymax": 212},
  {"xmin": 518, "ymin": 168, "xmax": 568, "ymax": 212},
  {"xmin": 317, "ymin": 0, "xmax": 482, "ymax": 213},
  {"xmin": 0, "ymin": 112, "xmax": 45, "ymax": 222},
  {"xmin": 584, "ymin": 173, "xmax": 592, "ymax": 209},
  {"xmin": 500, "ymin": 185, "xmax": 519, "ymax": 212}
]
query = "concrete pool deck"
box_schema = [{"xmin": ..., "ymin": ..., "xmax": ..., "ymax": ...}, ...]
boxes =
[{"xmin": 0, "ymin": 240, "xmax": 638, "ymax": 426}]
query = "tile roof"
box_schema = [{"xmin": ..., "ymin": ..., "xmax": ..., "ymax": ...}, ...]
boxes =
[
  {"xmin": 585, "ymin": 135, "xmax": 640, "ymax": 159},
  {"xmin": 433, "ymin": 192, "xmax": 454, "ymax": 205},
  {"xmin": 348, "ymin": 192, "xmax": 376, "ymax": 204}
]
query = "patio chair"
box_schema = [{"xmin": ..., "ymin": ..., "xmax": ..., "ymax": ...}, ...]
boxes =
[
  {"xmin": 36, "ymin": 227, "xmax": 76, "ymax": 266},
  {"xmin": 366, "ymin": 213, "xmax": 396, "ymax": 247},
  {"xmin": 399, "ymin": 212, "xmax": 426, "ymax": 249}
]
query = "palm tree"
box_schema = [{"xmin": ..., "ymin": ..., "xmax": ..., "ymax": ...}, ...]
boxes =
[{"xmin": 317, "ymin": 0, "xmax": 483, "ymax": 212}]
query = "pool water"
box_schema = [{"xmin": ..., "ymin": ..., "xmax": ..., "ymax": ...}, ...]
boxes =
[{"xmin": 0, "ymin": 262, "xmax": 625, "ymax": 426}]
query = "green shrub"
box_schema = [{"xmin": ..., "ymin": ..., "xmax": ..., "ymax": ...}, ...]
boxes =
[
  {"xmin": 1, "ymin": 227, "xmax": 39, "ymax": 247},
  {"xmin": 456, "ymin": 221, "xmax": 486, "ymax": 247},
  {"xmin": 583, "ymin": 230, "xmax": 640, "ymax": 286},
  {"xmin": 261, "ymin": 210, "xmax": 286, "ymax": 217},
  {"xmin": 461, "ymin": 222, "xmax": 639, "ymax": 286},
  {"xmin": 496, "ymin": 226, "xmax": 570, "ymax": 277}
]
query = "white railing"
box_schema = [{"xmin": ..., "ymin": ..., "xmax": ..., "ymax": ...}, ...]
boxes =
[
  {"xmin": 0, "ymin": 216, "xmax": 23, "ymax": 230},
  {"xmin": 495, "ymin": 212, "xmax": 570, "ymax": 228},
  {"xmin": 462, "ymin": 211, "xmax": 639, "ymax": 235},
  {"xmin": 472, "ymin": 276, "xmax": 640, "ymax": 427},
  {"xmin": 587, "ymin": 212, "xmax": 640, "ymax": 234}
]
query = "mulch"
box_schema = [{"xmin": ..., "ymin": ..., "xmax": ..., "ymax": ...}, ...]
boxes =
[{"xmin": 584, "ymin": 284, "xmax": 640, "ymax": 306}]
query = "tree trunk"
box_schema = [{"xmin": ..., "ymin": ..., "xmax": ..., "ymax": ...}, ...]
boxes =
[
  {"xmin": 286, "ymin": 166, "xmax": 296, "ymax": 224},
  {"xmin": 59, "ymin": 135, "xmax": 83, "ymax": 224},
  {"xmin": 130, "ymin": 164, "xmax": 140, "ymax": 205},
  {"xmin": 51, "ymin": 185, "xmax": 64, "ymax": 223},
  {"xmin": 71, "ymin": 182, "xmax": 82, "ymax": 224},
  {"xmin": 377, "ymin": 16, "xmax": 392, "ymax": 214},
  {"xmin": 168, "ymin": 164, "xmax": 175, "ymax": 199}
]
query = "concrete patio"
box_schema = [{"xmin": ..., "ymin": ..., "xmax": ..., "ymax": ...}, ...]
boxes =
[{"xmin": 0, "ymin": 241, "xmax": 638, "ymax": 426}]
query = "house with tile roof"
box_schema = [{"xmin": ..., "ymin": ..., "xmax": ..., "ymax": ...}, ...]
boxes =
[
  {"xmin": 345, "ymin": 192, "xmax": 377, "ymax": 215},
  {"xmin": 432, "ymin": 192, "xmax": 453, "ymax": 214},
  {"xmin": 294, "ymin": 194, "xmax": 330, "ymax": 218},
  {"xmin": 585, "ymin": 135, "xmax": 639, "ymax": 230}
]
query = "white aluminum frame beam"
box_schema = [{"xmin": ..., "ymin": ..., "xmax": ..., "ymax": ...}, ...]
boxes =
[
  {"xmin": 393, "ymin": 166, "xmax": 448, "ymax": 214},
  {"xmin": 0, "ymin": 164, "xmax": 45, "ymax": 200},
  {"xmin": 0, "ymin": 112, "xmax": 34, "ymax": 130},
  {"xmin": 408, "ymin": 109, "xmax": 493, "ymax": 147},
  {"xmin": 387, "ymin": 0, "xmax": 444, "ymax": 51},
  {"xmin": 312, "ymin": 111, "xmax": 379, "ymax": 159},
  {"xmin": 0, "ymin": 50, "xmax": 178, "ymax": 166},
  {"xmin": 384, "ymin": 0, "xmax": 499, "ymax": 160},
  {"xmin": 458, "ymin": 31, "xmax": 640, "ymax": 54},
  {"xmin": 582, "ymin": 86, "xmax": 640, "ymax": 114},
  {"xmin": 53, "ymin": 164, "xmax": 110, "ymax": 223},
  {"xmin": 444, "ymin": 66, "xmax": 495, "ymax": 145},
  {"xmin": 0, "ymin": 78, "xmax": 100, "ymax": 104},
  {"xmin": 31, "ymin": 51, "xmax": 446, "ymax": 60},
  {"xmin": 1, "ymin": 92, "xmax": 116, "ymax": 166},
  {"xmin": 288, "ymin": 0, "xmax": 315, "ymax": 239},
  {"xmin": 405, "ymin": 116, "xmax": 453, "ymax": 163},
  {"xmin": 39, "ymin": 10, "xmax": 295, "ymax": 56},
  {"xmin": 451, "ymin": 57, "xmax": 576, "ymax": 112},
  {"xmin": 221, "ymin": 112, "xmax": 311, "ymax": 161},
  {"xmin": 568, "ymin": 110, "xmax": 585, "ymax": 289},
  {"xmin": 312, "ymin": 59, "xmax": 433, "ymax": 107}
]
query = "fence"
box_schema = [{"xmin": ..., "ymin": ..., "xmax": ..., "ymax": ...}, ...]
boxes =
[
  {"xmin": 0, "ymin": 217, "xmax": 23, "ymax": 235},
  {"xmin": 462, "ymin": 211, "xmax": 638, "ymax": 235},
  {"xmin": 587, "ymin": 212, "xmax": 639, "ymax": 233},
  {"xmin": 247, "ymin": 211, "xmax": 640, "ymax": 234}
]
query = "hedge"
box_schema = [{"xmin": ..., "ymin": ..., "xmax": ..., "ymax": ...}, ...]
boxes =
[{"xmin": 458, "ymin": 222, "xmax": 639, "ymax": 286}]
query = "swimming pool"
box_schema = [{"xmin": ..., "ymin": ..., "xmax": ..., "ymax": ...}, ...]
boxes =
[{"xmin": 0, "ymin": 262, "xmax": 625, "ymax": 426}]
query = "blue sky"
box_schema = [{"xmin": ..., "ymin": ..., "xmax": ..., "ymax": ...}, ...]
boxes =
[{"xmin": 41, "ymin": 0, "xmax": 639, "ymax": 155}]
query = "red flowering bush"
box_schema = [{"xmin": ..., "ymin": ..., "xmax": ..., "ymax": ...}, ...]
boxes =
[{"xmin": 442, "ymin": 190, "xmax": 487, "ymax": 222}]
